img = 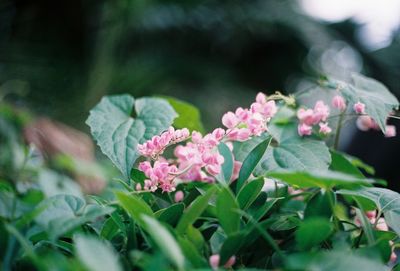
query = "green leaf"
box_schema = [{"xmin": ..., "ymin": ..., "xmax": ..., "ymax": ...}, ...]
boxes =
[
  {"xmin": 115, "ymin": 191, "xmax": 154, "ymax": 227},
  {"xmin": 176, "ymin": 186, "xmax": 217, "ymax": 234},
  {"xmin": 86, "ymin": 95, "xmax": 177, "ymax": 178},
  {"xmin": 286, "ymin": 250, "xmax": 390, "ymax": 271},
  {"xmin": 295, "ymin": 217, "xmax": 333, "ymax": 250},
  {"xmin": 338, "ymin": 187, "xmax": 400, "ymax": 236},
  {"xmin": 75, "ymin": 234, "xmax": 122, "ymax": 271},
  {"xmin": 217, "ymin": 142, "xmax": 234, "ymax": 183},
  {"xmin": 329, "ymin": 150, "xmax": 364, "ymax": 177},
  {"xmin": 141, "ymin": 215, "xmax": 185, "ymax": 271},
  {"xmin": 177, "ymin": 237, "xmax": 208, "ymax": 268},
  {"xmin": 162, "ymin": 96, "xmax": 205, "ymax": 133},
  {"xmin": 219, "ymin": 232, "xmax": 245, "ymax": 264},
  {"xmin": 304, "ymin": 191, "xmax": 333, "ymax": 219},
  {"xmin": 257, "ymin": 137, "xmax": 331, "ymax": 174},
  {"xmin": 267, "ymin": 169, "xmax": 375, "ymax": 189},
  {"xmin": 216, "ymin": 187, "xmax": 240, "ymax": 235},
  {"xmin": 237, "ymin": 177, "xmax": 265, "ymax": 210},
  {"xmin": 237, "ymin": 137, "xmax": 272, "ymax": 191},
  {"xmin": 326, "ymin": 73, "xmax": 399, "ymax": 132}
]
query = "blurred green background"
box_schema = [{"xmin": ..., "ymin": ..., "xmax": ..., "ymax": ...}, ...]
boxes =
[{"xmin": 1, "ymin": 0, "xmax": 400, "ymax": 187}]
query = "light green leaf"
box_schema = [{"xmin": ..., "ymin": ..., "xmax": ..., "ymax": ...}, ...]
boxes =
[
  {"xmin": 268, "ymin": 169, "xmax": 375, "ymax": 189},
  {"xmin": 75, "ymin": 234, "xmax": 122, "ymax": 271},
  {"xmin": 86, "ymin": 95, "xmax": 177, "ymax": 178},
  {"xmin": 141, "ymin": 215, "xmax": 185, "ymax": 271},
  {"xmin": 216, "ymin": 187, "xmax": 240, "ymax": 235},
  {"xmin": 162, "ymin": 96, "xmax": 205, "ymax": 133}
]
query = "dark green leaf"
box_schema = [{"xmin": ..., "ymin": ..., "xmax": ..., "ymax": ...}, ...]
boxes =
[
  {"xmin": 217, "ymin": 142, "xmax": 234, "ymax": 183},
  {"xmin": 216, "ymin": 187, "xmax": 240, "ymax": 235},
  {"xmin": 237, "ymin": 137, "xmax": 272, "ymax": 191},
  {"xmin": 237, "ymin": 177, "xmax": 265, "ymax": 210},
  {"xmin": 116, "ymin": 191, "xmax": 154, "ymax": 227}
]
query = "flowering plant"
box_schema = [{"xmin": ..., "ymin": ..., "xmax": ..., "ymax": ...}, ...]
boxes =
[{"xmin": 2, "ymin": 73, "xmax": 400, "ymax": 271}]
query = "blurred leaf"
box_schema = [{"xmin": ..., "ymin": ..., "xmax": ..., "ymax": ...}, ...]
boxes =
[
  {"xmin": 141, "ymin": 215, "xmax": 185, "ymax": 271},
  {"xmin": 329, "ymin": 150, "xmax": 364, "ymax": 177},
  {"xmin": 35, "ymin": 195, "xmax": 114, "ymax": 240},
  {"xmin": 237, "ymin": 177, "xmax": 265, "ymax": 210},
  {"xmin": 115, "ymin": 192, "xmax": 154, "ymax": 227},
  {"xmin": 286, "ymin": 250, "xmax": 390, "ymax": 271},
  {"xmin": 237, "ymin": 137, "xmax": 272, "ymax": 191},
  {"xmin": 75, "ymin": 234, "xmax": 122, "ymax": 271},
  {"xmin": 217, "ymin": 142, "xmax": 234, "ymax": 184},
  {"xmin": 177, "ymin": 236, "xmax": 208, "ymax": 268},
  {"xmin": 176, "ymin": 186, "xmax": 217, "ymax": 235},
  {"xmin": 268, "ymin": 169, "xmax": 375, "ymax": 189},
  {"xmin": 86, "ymin": 95, "xmax": 177, "ymax": 178},
  {"xmin": 157, "ymin": 203, "xmax": 185, "ymax": 227},
  {"xmin": 220, "ymin": 232, "xmax": 245, "ymax": 264},
  {"xmin": 338, "ymin": 187, "xmax": 400, "ymax": 236},
  {"xmin": 295, "ymin": 217, "xmax": 333, "ymax": 250},
  {"xmin": 304, "ymin": 191, "xmax": 333, "ymax": 219},
  {"xmin": 162, "ymin": 96, "xmax": 205, "ymax": 133},
  {"xmin": 344, "ymin": 154, "xmax": 375, "ymax": 175},
  {"xmin": 216, "ymin": 187, "xmax": 240, "ymax": 235}
]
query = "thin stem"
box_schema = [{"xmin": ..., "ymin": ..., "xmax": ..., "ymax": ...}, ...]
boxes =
[{"xmin": 334, "ymin": 112, "xmax": 345, "ymax": 150}]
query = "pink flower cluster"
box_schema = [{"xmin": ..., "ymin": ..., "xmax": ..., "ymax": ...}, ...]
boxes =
[
  {"xmin": 136, "ymin": 92, "xmax": 274, "ymax": 192},
  {"xmin": 174, "ymin": 128, "xmax": 226, "ymax": 181},
  {"xmin": 297, "ymin": 100, "xmax": 331, "ymax": 136},
  {"xmin": 137, "ymin": 160, "xmax": 178, "ymax": 192},
  {"xmin": 222, "ymin": 93, "xmax": 277, "ymax": 141},
  {"xmin": 137, "ymin": 127, "xmax": 190, "ymax": 158}
]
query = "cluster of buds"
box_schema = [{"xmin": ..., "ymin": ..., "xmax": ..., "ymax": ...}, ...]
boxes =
[{"xmin": 297, "ymin": 100, "xmax": 331, "ymax": 136}]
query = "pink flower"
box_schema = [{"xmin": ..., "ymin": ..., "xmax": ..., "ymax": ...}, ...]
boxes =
[
  {"xmin": 202, "ymin": 152, "xmax": 224, "ymax": 176},
  {"xmin": 375, "ymin": 217, "xmax": 389, "ymax": 231},
  {"xmin": 235, "ymin": 107, "xmax": 251, "ymax": 122},
  {"xmin": 174, "ymin": 191, "xmax": 184, "ymax": 202},
  {"xmin": 209, "ymin": 255, "xmax": 220, "ymax": 270},
  {"xmin": 385, "ymin": 125, "xmax": 396, "ymax": 138},
  {"xmin": 332, "ymin": 95, "xmax": 346, "ymax": 111},
  {"xmin": 356, "ymin": 116, "xmax": 373, "ymax": 131},
  {"xmin": 227, "ymin": 128, "xmax": 252, "ymax": 141},
  {"xmin": 222, "ymin": 112, "xmax": 239, "ymax": 129},
  {"xmin": 261, "ymin": 100, "xmax": 278, "ymax": 118},
  {"xmin": 255, "ymin": 92, "xmax": 267, "ymax": 104},
  {"xmin": 297, "ymin": 108, "xmax": 315, "ymax": 126},
  {"xmin": 353, "ymin": 102, "xmax": 366, "ymax": 114},
  {"xmin": 209, "ymin": 254, "xmax": 236, "ymax": 270},
  {"xmin": 298, "ymin": 123, "xmax": 312, "ymax": 136},
  {"xmin": 313, "ymin": 101, "xmax": 330, "ymax": 123},
  {"xmin": 138, "ymin": 160, "xmax": 178, "ymax": 192},
  {"xmin": 319, "ymin": 122, "xmax": 332, "ymax": 135}
]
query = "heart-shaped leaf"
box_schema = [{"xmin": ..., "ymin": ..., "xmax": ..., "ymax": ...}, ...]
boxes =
[{"xmin": 86, "ymin": 95, "xmax": 177, "ymax": 178}]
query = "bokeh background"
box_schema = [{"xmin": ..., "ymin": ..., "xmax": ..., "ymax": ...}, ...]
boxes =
[{"xmin": 1, "ymin": 0, "xmax": 400, "ymax": 189}]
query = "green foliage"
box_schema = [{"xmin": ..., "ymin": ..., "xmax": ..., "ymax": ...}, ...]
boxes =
[
  {"xmin": 162, "ymin": 96, "xmax": 205, "ymax": 133},
  {"xmin": 2, "ymin": 80, "xmax": 400, "ymax": 271}
]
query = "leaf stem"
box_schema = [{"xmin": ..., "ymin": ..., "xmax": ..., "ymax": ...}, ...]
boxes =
[{"xmin": 334, "ymin": 112, "xmax": 345, "ymax": 150}]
